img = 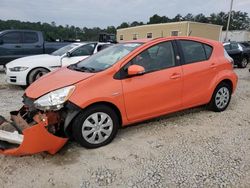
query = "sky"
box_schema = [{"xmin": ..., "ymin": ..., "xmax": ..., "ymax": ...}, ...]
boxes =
[{"xmin": 0, "ymin": 0, "xmax": 249, "ymax": 28}]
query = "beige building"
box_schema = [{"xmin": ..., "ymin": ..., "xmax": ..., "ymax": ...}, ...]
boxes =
[{"xmin": 117, "ymin": 21, "xmax": 223, "ymax": 42}]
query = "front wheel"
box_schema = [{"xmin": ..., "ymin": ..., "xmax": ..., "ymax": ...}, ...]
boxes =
[
  {"xmin": 208, "ymin": 83, "xmax": 232, "ymax": 112},
  {"xmin": 72, "ymin": 105, "xmax": 119, "ymax": 148},
  {"xmin": 27, "ymin": 68, "xmax": 49, "ymax": 85}
]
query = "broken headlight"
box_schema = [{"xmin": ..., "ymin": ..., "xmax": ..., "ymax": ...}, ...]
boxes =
[{"xmin": 34, "ymin": 86, "xmax": 75, "ymax": 111}]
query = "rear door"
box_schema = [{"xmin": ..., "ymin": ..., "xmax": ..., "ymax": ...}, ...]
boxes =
[
  {"xmin": 177, "ymin": 40, "xmax": 216, "ymax": 108},
  {"xmin": 121, "ymin": 41, "xmax": 183, "ymax": 121},
  {"xmin": 21, "ymin": 31, "xmax": 43, "ymax": 55},
  {"xmin": 0, "ymin": 31, "xmax": 23, "ymax": 64}
]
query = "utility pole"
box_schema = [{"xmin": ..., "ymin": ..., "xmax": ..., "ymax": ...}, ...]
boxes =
[{"xmin": 225, "ymin": 0, "xmax": 234, "ymax": 41}]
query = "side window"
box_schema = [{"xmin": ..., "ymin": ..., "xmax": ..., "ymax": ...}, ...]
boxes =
[
  {"xmin": 204, "ymin": 44, "xmax": 213, "ymax": 59},
  {"xmin": 71, "ymin": 43, "xmax": 96, "ymax": 56},
  {"xmin": 180, "ymin": 40, "xmax": 207, "ymax": 64},
  {"xmin": 23, "ymin": 32, "xmax": 38, "ymax": 43},
  {"xmin": 97, "ymin": 44, "xmax": 112, "ymax": 52},
  {"xmin": 130, "ymin": 41, "xmax": 175, "ymax": 73},
  {"xmin": 231, "ymin": 43, "xmax": 239, "ymax": 50},
  {"xmin": 2, "ymin": 32, "xmax": 22, "ymax": 44},
  {"xmin": 224, "ymin": 44, "xmax": 231, "ymax": 51}
]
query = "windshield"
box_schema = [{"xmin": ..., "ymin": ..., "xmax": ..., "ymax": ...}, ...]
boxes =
[
  {"xmin": 51, "ymin": 43, "xmax": 80, "ymax": 56},
  {"xmin": 68, "ymin": 43, "xmax": 142, "ymax": 72}
]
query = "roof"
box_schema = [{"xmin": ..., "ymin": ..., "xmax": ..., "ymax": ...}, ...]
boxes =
[{"xmin": 117, "ymin": 21, "xmax": 222, "ymax": 32}]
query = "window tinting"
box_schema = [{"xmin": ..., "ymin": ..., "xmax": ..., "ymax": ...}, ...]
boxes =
[
  {"xmin": 130, "ymin": 41, "xmax": 175, "ymax": 73},
  {"xmin": 224, "ymin": 44, "xmax": 231, "ymax": 50},
  {"xmin": 231, "ymin": 43, "xmax": 239, "ymax": 50},
  {"xmin": 180, "ymin": 40, "xmax": 207, "ymax": 64},
  {"xmin": 204, "ymin": 44, "xmax": 212, "ymax": 59},
  {"xmin": 23, "ymin": 32, "xmax": 38, "ymax": 43},
  {"xmin": 2, "ymin": 32, "xmax": 21, "ymax": 44},
  {"xmin": 71, "ymin": 43, "xmax": 96, "ymax": 56}
]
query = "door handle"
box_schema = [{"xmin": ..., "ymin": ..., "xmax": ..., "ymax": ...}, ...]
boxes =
[
  {"xmin": 170, "ymin": 73, "xmax": 181, "ymax": 79},
  {"xmin": 15, "ymin": 45, "xmax": 21, "ymax": 48},
  {"xmin": 35, "ymin": 45, "xmax": 42, "ymax": 48}
]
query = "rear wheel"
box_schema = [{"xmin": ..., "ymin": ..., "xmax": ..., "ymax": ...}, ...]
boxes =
[
  {"xmin": 27, "ymin": 68, "xmax": 49, "ymax": 85},
  {"xmin": 72, "ymin": 105, "xmax": 119, "ymax": 148},
  {"xmin": 238, "ymin": 57, "xmax": 248, "ymax": 68},
  {"xmin": 208, "ymin": 83, "xmax": 232, "ymax": 112}
]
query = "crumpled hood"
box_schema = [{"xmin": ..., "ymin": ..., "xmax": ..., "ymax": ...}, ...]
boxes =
[
  {"xmin": 25, "ymin": 67, "xmax": 95, "ymax": 99},
  {"xmin": 6, "ymin": 54, "xmax": 61, "ymax": 68}
]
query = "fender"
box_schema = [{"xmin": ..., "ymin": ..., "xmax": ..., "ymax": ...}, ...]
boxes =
[{"xmin": 207, "ymin": 69, "xmax": 238, "ymax": 102}]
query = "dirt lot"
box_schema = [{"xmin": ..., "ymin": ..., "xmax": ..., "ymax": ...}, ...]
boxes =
[{"xmin": 0, "ymin": 67, "xmax": 250, "ymax": 188}]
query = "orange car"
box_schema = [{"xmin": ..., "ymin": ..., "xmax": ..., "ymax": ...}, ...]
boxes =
[{"xmin": 0, "ymin": 36, "xmax": 238, "ymax": 155}]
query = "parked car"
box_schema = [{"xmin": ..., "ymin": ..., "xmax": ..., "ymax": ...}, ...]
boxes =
[
  {"xmin": 0, "ymin": 30, "xmax": 71, "ymax": 66},
  {"xmin": 3, "ymin": 36, "xmax": 237, "ymax": 155},
  {"xmin": 240, "ymin": 42, "xmax": 250, "ymax": 48},
  {"xmin": 223, "ymin": 41, "xmax": 250, "ymax": 68},
  {"xmin": 5, "ymin": 42, "xmax": 112, "ymax": 86}
]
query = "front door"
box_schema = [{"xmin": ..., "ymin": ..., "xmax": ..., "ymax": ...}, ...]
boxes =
[
  {"xmin": 122, "ymin": 41, "xmax": 183, "ymax": 122},
  {"xmin": 0, "ymin": 31, "xmax": 23, "ymax": 64},
  {"xmin": 61, "ymin": 43, "xmax": 96, "ymax": 66}
]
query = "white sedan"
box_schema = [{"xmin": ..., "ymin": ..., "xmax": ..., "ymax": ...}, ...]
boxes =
[{"xmin": 5, "ymin": 42, "xmax": 111, "ymax": 86}]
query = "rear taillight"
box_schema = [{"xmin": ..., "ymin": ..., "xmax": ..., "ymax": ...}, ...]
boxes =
[{"xmin": 224, "ymin": 49, "xmax": 234, "ymax": 67}]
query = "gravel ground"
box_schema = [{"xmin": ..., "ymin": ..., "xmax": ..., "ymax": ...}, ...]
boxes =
[{"xmin": 0, "ymin": 67, "xmax": 249, "ymax": 188}]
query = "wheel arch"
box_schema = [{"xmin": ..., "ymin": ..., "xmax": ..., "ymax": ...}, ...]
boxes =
[
  {"xmin": 26, "ymin": 67, "xmax": 50, "ymax": 85},
  {"xmin": 64, "ymin": 101, "xmax": 123, "ymax": 138}
]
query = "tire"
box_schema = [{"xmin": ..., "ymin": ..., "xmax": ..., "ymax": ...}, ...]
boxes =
[
  {"xmin": 72, "ymin": 105, "xmax": 119, "ymax": 148},
  {"xmin": 27, "ymin": 68, "xmax": 49, "ymax": 85},
  {"xmin": 208, "ymin": 82, "xmax": 232, "ymax": 112},
  {"xmin": 238, "ymin": 57, "xmax": 248, "ymax": 68}
]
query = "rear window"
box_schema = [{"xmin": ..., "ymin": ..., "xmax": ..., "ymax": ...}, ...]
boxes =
[
  {"xmin": 204, "ymin": 44, "xmax": 213, "ymax": 59},
  {"xmin": 231, "ymin": 43, "xmax": 239, "ymax": 50},
  {"xmin": 180, "ymin": 40, "xmax": 213, "ymax": 64},
  {"xmin": 180, "ymin": 40, "xmax": 206, "ymax": 64},
  {"xmin": 23, "ymin": 32, "xmax": 39, "ymax": 43},
  {"xmin": 224, "ymin": 44, "xmax": 231, "ymax": 50}
]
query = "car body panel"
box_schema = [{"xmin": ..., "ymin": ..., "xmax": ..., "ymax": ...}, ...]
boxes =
[
  {"xmin": 25, "ymin": 67, "xmax": 95, "ymax": 99},
  {"xmin": 25, "ymin": 36, "xmax": 238, "ymax": 126}
]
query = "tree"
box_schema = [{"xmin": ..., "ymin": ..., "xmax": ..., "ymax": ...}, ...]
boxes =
[
  {"xmin": 130, "ymin": 21, "xmax": 144, "ymax": 27},
  {"xmin": 194, "ymin": 13, "xmax": 209, "ymax": 23},
  {"xmin": 148, "ymin": 14, "xmax": 163, "ymax": 24},
  {"xmin": 172, "ymin": 14, "xmax": 183, "ymax": 22},
  {"xmin": 184, "ymin": 13, "xmax": 194, "ymax": 21},
  {"xmin": 117, "ymin": 22, "xmax": 129, "ymax": 29}
]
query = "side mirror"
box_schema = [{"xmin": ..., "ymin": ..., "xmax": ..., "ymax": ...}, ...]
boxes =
[
  {"xmin": 0, "ymin": 39, "xmax": 3, "ymax": 45},
  {"xmin": 127, "ymin": 65, "xmax": 145, "ymax": 76},
  {"xmin": 66, "ymin": 51, "xmax": 71, "ymax": 57}
]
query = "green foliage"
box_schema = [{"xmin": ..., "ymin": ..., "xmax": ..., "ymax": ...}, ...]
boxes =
[{"xmin": 0, "ymin": 11, "xmax": 249, "ymax": 41}]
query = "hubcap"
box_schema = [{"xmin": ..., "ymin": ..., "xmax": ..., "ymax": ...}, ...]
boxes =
[
  {"xmin": 215, "ymin": 87, "xmax": 230, "ymax": 109},
  {"xmin": 35, "ymin": 71, "xmax": 47, "ymax": 80},
  {"xmin": 82, "ymin": 112, "xmax": 113, "ymax": 144},
  {"xmin": 242, "ymin": 58, "xmax": 248, "ymax": 67}
]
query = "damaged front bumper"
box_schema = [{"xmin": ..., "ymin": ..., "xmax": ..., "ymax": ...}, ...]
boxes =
[{"xmin": 0, "ymin": 107, "xmax": 68, "ymax": 156}]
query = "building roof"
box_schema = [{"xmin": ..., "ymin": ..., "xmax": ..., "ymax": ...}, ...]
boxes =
[{"xmin": 117, "ymin": 21, "xmax": 222, "ymax": 32}]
